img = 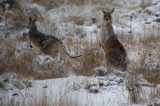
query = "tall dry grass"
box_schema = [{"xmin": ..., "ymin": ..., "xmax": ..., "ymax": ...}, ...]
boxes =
[
  {"xmin": 0, "ymin": 27, "xmax": 160, "ymax": 106},
  {"xmin": 1, "ymin": 28, "xmax": 160, "ymax": 81},
  {"xmin": 30, "ymin": 0, "xmax": 112, "ymax": 6},
  {"xmin": 0, "ymin": 35, "xmax": 103, "ymax": 79},
  {"xmin": 0, "ymin": 37, "xmax": 63, "ymax": 79},
  {"xmin": 120, "ymin": 34, "xmax": 160, "ymax": 104}
]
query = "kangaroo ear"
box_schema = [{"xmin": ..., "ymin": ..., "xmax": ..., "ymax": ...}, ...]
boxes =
[
  {"xmin": 110, "ymin": 8, "xmax": 115, "ymax": 14},
  {"xmin": 29, "ymin": 17, "xmax": 32, "ymax": 21}
]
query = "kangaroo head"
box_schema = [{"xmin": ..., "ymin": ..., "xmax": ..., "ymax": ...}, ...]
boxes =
[
  {"xmin": 101, "ymin": 8, "xmax": 114, "ymax": 23},
  {"xmin": 27, "ymin": 17, "xmax": 37, "ymax": 31}
]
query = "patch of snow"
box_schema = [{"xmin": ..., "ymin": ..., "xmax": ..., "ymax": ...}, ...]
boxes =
[
  {"xmin": 15, "ymin": 42, "xmax": 30, "ymax": 57},
  {"xmin": 83, "ymin": 25, "xmax": 100, "ymax": 42},
  {"xmin": 93, "ymin": 66, "xmax": 107, "ymax": 76},
  {"xmin": 0, "ymin": 72, "xmax": 32, "ymax": 91},
  {"xmin": 145, "ymin": 1, "xmax": 160, "ymax": 15},
  {"xmin": 24, "ymin": 3, "xmax": 46, "ymax": 19},
  {"xmin": 0, "ymin": 72, "xmax": 157, "ymax": 106},
  {"xmin": 128, "ymin": 51, "xmax": 140, "ymax": 62},
  {"xmin": 0, "ymin": 21, "xmax": 9, "ymax": 37},
  {"xmin": 35, "ymin": 55, "xmax": 54, "ymax": 65},
  {"xmin": 112, "ymin": 0, "xmax": 141, "ymax": 6}
]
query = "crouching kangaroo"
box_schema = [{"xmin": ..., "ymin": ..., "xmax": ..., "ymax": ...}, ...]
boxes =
[
  {"xmin": 27, "ymin": 17, "xmax": 81, "ymax": 59},
  {"xmin": 100, "ymin": 8, "xmax": 128, "ymax": 72}
]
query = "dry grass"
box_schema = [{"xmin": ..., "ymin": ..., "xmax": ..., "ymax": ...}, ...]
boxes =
[
  {"xmin": 4, "ymin": 93, "xmax": 80, "ymax": 106},
  {"xmin": 32, "ymin": 0, "xmax": 64, "ymax": 6},
  {"xmin": 63, "ymin": 37, "xmax": 104, "ymax": 76},
  {"xmin": 1, "ymin": 1, "xmax": 160, "ymax": 105},
  {"xmin": 0, "ymin": 8, "xmax": 27, "ymax": 25},
  {"xmin": 0, "ymin": 35, "xmax": 104, "ymax": 79},
  {"xmin": 1, "ymin": 35, "xmax": 160, "ymax": 105},
  {"xmin": 69, "ymin": 16, "xmax": 85, "ymax": 26},
  {"xmin": 76, "ymin": 40, "xmax": 103, "ymax": 76},
  {"xmin": 1, "ymin": 30, "xmax": 160, "ymax": 81},
  {"xmin": 0, "ymin": 38, "xmax": 63, "ymax": 79},
  {"xmin": 123, "ymin": 35, "xmax": 160, "ymax": 103},
  {"xmin": 26, "ymin": 0, "xmax": 126, "ymax": 7},
  {"xmin": 0, "ymin": 38, "xmax": 35, "ymax": 77},
  {"xmin": 126, "ymin": 72, "xmax": 141, "ymax": 103},
  {"xmin": 135, "ymin": 36, "xmax": 160, "ymax": 84}
]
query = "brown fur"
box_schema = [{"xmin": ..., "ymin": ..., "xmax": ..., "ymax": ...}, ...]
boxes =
[
  {"xmin": 27, "ymin": 17, "xmax": 81, "ymax": 59},
  {"xmin": 100, "ymin": 8, "xmax": 127, "ymax": 72}
]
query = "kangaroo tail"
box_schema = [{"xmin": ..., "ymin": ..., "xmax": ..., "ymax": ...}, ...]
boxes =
[{"xmin": 55, "ymin": 39, "xmax": 82, "ymax": 58}]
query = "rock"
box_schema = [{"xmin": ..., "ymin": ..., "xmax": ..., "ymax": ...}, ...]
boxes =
[
  {"xmin": 140, "ymin": 0, "xmax": 152, "ymax": 9},
  {"xmin": 154, "ymin": 18, "xmax": 160, "ymax": 22},
  {"xmin": 0, "ymin": 0, "xmax": 13, "ymax": 9},
  {"xmin": 144, "ymin": 9, "xmax": 155, "ymax": 15},
  {"xmin": 35, "ymin": 55, "xmax": 53, "ymax": 65},
  {"xmin": 12, "ymin": 93, "xmax": 18, "ymax": 96},
  {"xmin": 12, "ymin": 80, "xmax": 26, "ymax": 90},
  {"xmin": 91, "ymin": 17, "xmax": 97, "ymax": 24},
  {"xmin": 99, "ymin": 82, "xmax": 104, "ymax": 87},
  {"xmin": 74, "ymin": 28, "xmax": 86, "ymax": 38},
  {"xmin": 43, "ymin": 86, "xmax": 48, "ymax": 88},
  {"xmin": 144, "ymin": 3, "xmax": 160, "ymax": 16},
  {"xmin": 47, "ymin": 0, "xmax": 59, "ymax": 10},
  {"xmin": 93, "ymin": 66, "xmax": 107, "ymax": 76},
  {"xmin": 3, "ymin": 78, "xmax": 9, "ymax": 83},
  {"xmin": 23, "ymin": 80, "xmax": 33, "ymax": 88},
  {"xmin": 85, "ymin": 81, "xmax": 99, "ymax": 93},
  {"xmin": 89, "ymin": 86, "xmax": 99, "ymax": 93},
  {"xmin": 152, "ymin": 1, "xmax": 160, "ymax": 5},
  {"xmin": 0, "ymin": 72, "xmax": 33, "ymax": 91},
  {"xmin": 113, "ymin": 71, "xmax": 126, "ymax": 77},
  {"xmin": 155, "ymin": 14, "xmax": 160, "ymax": 17},
  {"xmin": 0, "ymin": 16, "xmax": 2, "ymax": 22},
  {"xmin": 90, "ymin": 17, "xmax": 98, "ymax": 25},
  {"xmin": 0, "ymin": 82, "xmax": 4, "ymax": 88},
  {"xmin": 145, "ymin": 22, "xmax": 151, "ymax": 24},
  {"xmin": 154, "ymin": 103, "xmax": 160, "ymax": 106},
  {"xmin": 128, "ymin": 31, "xmax": 132, "ymax": 33}
]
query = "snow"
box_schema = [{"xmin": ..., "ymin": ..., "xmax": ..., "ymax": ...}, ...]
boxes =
[
  {"xmin": 35, "ymin": 55, "xmax": 54, "ymax": 65},
  {"xmin": 20, "ymin": 0, "xmax": 160, "ymax": 43},
  {"xmin": 0, "ymin": 72, "xmax": 32, "ymax": 91},
  {"xmin": 24, "ymin": 3, "xmax": 46, "ymax": 19},
  {"xmin": 83, "ymin": 25, "xmax": 100, "ymax": 42},
  {"xmin": 0, "ymin": 76, "xmax": 128, "ymax": 106},
  {"xmin": 0, "ymin": 73, "xmax": 157, "ymax": 106},
  {"xmin": 113, "ymin": 10, "xmax": 160, "ymax": 38},
  {"xmin": 0, "ymin": 0, "xmax": 160, "ymax": 106},
  {"xmin": 112, "ymin": 0, "xmax": 141, "ymax": 6},
  {"xmin": 0, "ymin": 22, "xmax": 9, "ymax": 37},
  {"xmin": 45, "ymin": 4, "xmax": 160, "ymax": 43}
]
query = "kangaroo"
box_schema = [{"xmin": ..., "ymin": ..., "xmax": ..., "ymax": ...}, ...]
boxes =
[
  {"xmin": 27, "ymin": 17, "xmax": 81, "ymax": 59},
  {"xmin": 100, "ymin": 8, "xmax": 127, "ymax": 72}
]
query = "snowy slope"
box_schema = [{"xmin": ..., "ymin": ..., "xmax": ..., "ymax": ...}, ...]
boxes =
[
  {"xmin": 0, "ymin": 72, "xmax": 158, "ymax": 106},
  {"xmin": 0, "ymin": 0, "xmax": 160, "ymax": 106}
]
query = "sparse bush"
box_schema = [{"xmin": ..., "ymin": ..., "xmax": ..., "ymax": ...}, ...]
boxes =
[
  {"xmin": 0, "ymin": 37, "xmax": 63, "ymax": 79},
  {"xmin": 63, "ymin": 16, "xmax": 85, "ymax": 26},
  {"xmin": 73, "ymin": 40, "xmax": 104, "ymax": 76},
  {"xmin": 126, "ymin": 72, "xmax": 141, "ymax": 103},
  {"xmin": 71, "ymin": 16, "xmax": 85, "ymax": 25}
]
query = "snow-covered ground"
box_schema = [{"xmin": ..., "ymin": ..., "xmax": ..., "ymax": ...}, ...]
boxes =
[
  {"xmin": 0, "ymin": 72, "xmax": 159, "ymax": 106},
  {"xmin": 0, "ymin": 0, "xmax": 160, "ymax": 106}
]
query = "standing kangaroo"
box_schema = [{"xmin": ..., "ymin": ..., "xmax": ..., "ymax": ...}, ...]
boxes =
[
  {"xmin": 100, "ymin": 8, "xmax": 127, "ymax": 72},
  {"xmin": 27, "ymin": 17, "xmax": 81, "ymax": 59}
]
